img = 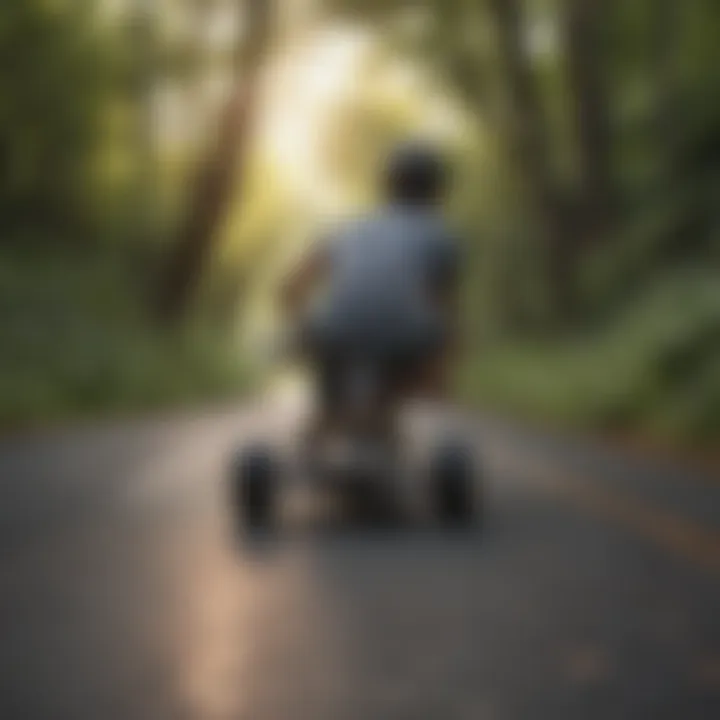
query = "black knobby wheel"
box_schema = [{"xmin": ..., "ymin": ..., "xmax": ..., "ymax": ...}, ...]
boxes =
[
  {"xmin": 232, "ymin": 444, "xmax": 277, "ymax": 531},
  {"xmin": 430, "ymin": 442, "xmax": 478, "ymax": 527}
]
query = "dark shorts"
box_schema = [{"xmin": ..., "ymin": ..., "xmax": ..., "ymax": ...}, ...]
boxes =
[
  {"xmin": 314, "ymin": 348, "xmax": 428, "ymax": 413},
  {"xmin": 301, "ymin": 313, "xmax": 445, "ymax": 412}
]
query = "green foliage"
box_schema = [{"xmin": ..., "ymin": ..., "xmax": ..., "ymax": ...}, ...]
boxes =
[
  {"xmin": 461, "ymin": 271, "xmax": 720, "ymax": 440},
  {"xmin": 0, "ymin": 0, "xmax": 114, "ymax": 236},
  {"xmin": 0, "ymin": 245, "xmax": 251, "ymax": 429},
  {"xmin": 0, "ymin": 0, "xmax": 718, "ymax": 443},
  {"xmin": 0, "ymin": 0, "xmax": 260, "ymax": 428}
]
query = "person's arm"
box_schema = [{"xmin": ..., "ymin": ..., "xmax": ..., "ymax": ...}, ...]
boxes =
[
  {"xmin": 439, "ymin": 276, "xmax": 461, "ymax": 358},
  {"xmin": 280, "ymin": 239, "xmax": 331, "ymax": 320},
  {"xmin": 433, "ymin": 234, "xmax": 463, "ymax": 357}
]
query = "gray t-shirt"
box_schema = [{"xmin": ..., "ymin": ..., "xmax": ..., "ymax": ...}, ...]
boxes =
[{"xmin": 309, "ymin": 206, "xmax": 461, "ymax": 353}]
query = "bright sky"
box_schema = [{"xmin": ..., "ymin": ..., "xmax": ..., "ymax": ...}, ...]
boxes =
[
  {"xmin": 260, "ymin": 26, "xmax": 374, "ymax": 212},
  {"xmin": 147, "ymin": 7, "xmax": 470, "ymax": 214},
  {"xmin": 259, "ymin": 23, "xmax": 469, "ymax": 212}
]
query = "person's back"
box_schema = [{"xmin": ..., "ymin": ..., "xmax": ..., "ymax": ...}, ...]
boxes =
[
  {"xmin": 307, "ymin": 141, "xmax": 460, "ymax": 361},
  {"xmin": 315, "ymin": 205, "xmax": 457, "ymax": 355}
]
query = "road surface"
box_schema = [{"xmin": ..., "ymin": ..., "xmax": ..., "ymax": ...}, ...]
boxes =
[{"xmin": 1, "ymin": 396, "xmax": 719, "ymax": 719}]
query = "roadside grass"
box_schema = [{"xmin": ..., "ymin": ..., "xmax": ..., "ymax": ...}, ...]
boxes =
[
  {"xmin": 0, "ymin": 246, "xmax": 253, "ymax": 430},
  {"xmin": 459, "ymin": 270, "xmax": 720, "ymax": 448},
  {"xmin": 3, "ymin": 242, "xmax": 718, "ymax": 453}
]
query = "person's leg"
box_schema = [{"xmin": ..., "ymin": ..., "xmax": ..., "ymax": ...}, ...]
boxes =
[
  {"xmin": 401, "ymin": 324, "xmax": 453, "ymax": 401},
  {"xmin": 303, "ymin": 353, "xmax": 335, "ymax": 446},
  {"xmin": 296, "ymin": 311, "xmax": 338, "ymax": 454},
  {"xmin": 374, "ymin": 349, "xmax": 418, "ymax": 451},
  {"xmin": 416, "ymin": 343, "xmax": 452, "ymax": 400}
]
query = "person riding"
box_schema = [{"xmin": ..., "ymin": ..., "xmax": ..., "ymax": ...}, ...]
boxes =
[{"xmin": 280, "ymin": 140, "xmax": 463, "ymax": 448}]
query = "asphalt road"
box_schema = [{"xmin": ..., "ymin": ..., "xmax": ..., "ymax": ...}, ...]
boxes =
[{"xmin": 1, "ymin": 395, "xmax": 719, "ymax": 720}]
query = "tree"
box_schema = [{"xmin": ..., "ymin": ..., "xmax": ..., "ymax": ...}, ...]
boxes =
[
  {"xmin": 484, "ymin": 0, "xmax": 583, "ymax": 320},
  {"xmin": 560, "ymin": 0, "xmax": 614, "ymax": 239},
  {"xmin": 0, "ymin": 0, "xmax": 110, "ymax": 240},
  {"xmin": 157, "ymin": 0, "xmax": 275, "ymax": 324},
  {"xmin": 484, "ymin": 0, "xmax": 620, "ymax": 322},
  {"xmin": 128, "ymin": 0, "xmax": 159, "ymax": 242}
]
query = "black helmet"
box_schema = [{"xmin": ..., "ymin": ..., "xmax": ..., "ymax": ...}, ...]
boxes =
[{"xmin": 384, "ymin": 140, "xmax": 449, "ymax": 205}]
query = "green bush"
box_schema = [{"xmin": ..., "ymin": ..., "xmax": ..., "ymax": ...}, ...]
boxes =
[
  {"xmin": 460, "ymin": 269, "xmax": 720, "ymax": 442},
  {"xmin": 0, "ymin": 248, "xmax": 252, "ymax": 429}
]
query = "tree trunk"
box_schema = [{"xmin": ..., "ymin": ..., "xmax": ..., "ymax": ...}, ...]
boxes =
[
  {"xmin": 486, "ymin": 0, "xmax": 575, "ymax": 322},
  {"xmin": 487, "ymin": 0, "xmax": 558, "ymax": 215},
  {"xmin": 130, "ymin": 0, "xmax": 158, "ymax": 244},
  {"xmin": 561, "ymin": 0, "xmax": 614, "ymax": 242},
  {"xmin": 651, "ymin": 0, "xmax": 682, "ymax": 174},
  {"xmin": 156, "ymin": 0, "xmax": 273, "ymax": 324}
]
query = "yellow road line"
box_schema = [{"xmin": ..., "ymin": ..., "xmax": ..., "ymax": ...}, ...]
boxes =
[{"xmin": 540, "ymin": 472, "xmax": 720, "ymax": 575}]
